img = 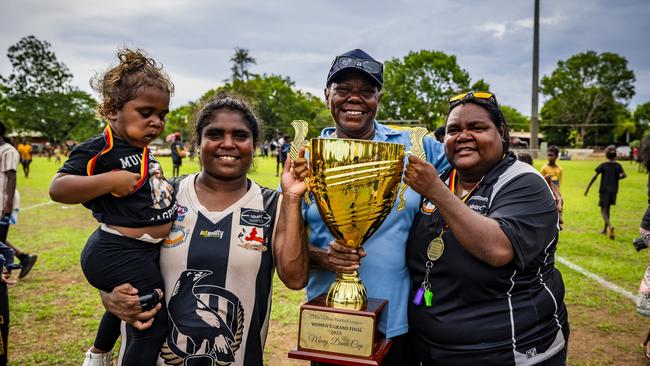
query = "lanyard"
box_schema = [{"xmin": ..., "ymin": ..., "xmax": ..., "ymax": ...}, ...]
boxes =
[
  {"xmin": 413, "ymin": 169, "xmax": 482, "ymax": 307},
  {"xmin": 86, "ymin": 125, "xmax": 149, "ymax": 196}
]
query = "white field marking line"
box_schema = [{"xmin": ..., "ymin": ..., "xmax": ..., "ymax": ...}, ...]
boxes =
[
  {"xmin": 21, "ymin": 201, "xmax": 56, "ymax": 211},
  {"xmin": 556, "ymin": 255, "xmax": 637, "ymax": 303}
]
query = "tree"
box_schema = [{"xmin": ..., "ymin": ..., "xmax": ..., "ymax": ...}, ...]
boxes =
[
  {"xmin": 379, "ymin": 50, "xmax": 470, "ymax": 129},
  {"xmin": 501, "ymin": 105, "xmax": 529, "ymax": 131},
  {"xmin": 171, "ymin": 74, "xmax": 329, "ymax": 143},
  {"xmin": 230, "ymin": 47, "xmax": 257, "ymax": 82},
  {"xmin": 634, "ymin": 102, "xmax": 650, "ymax": 138},
  {"xmin": 540, "ymin": 51, "xmax": 636, "ymax": 145},
  {"xmin": 470, "ymin": 79, "xmax": 491, "ymax": 92},
  {"xmin": 1, "ymin": 35, "xmax": 100, "ymax": 142}
]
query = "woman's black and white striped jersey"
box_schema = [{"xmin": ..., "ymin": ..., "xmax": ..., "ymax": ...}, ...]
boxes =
[{"xmin": 157, "ymin": 173, "xmax": 281, "ymax": 366}]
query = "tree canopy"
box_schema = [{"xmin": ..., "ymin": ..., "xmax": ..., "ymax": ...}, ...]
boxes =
[
  {"xmin": 379, "ymin": 50, "xmax": 471, "ymax": 129},
  {"xmin": 540, "ymin": 50, "xmax": 636, "ymax": 146},
  {"xmin": 167, "ymin": 74, "xmax": 330, "ymax": 143},
  {"xmin": 1, "ymin": 35, "xmax": 99, "ymax": 142}
]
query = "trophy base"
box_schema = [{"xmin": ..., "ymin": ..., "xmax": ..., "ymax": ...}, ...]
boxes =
[
  {"xmin": 288, "ymin": 338, "xmax": 391, "ymax": 366},
  {"xmin": 289, "ymin": 295, "xmax": 391, "ymax": 365}
]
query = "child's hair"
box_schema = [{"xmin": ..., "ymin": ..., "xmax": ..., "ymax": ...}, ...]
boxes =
[
  {"xmin": 605, "ymin": 145, "xmax": 617, "ymax": 159},
  {"xmin": 193, "ymin": 92, "xmax": 261, "ymax": 147},
  {"xmin": 517, "ymin": 152, "xmax": 533, "ymax": 165},
  {"xmin": 547, "ymin": 145, "xmax": 559, "ymax": 156},
  {"xmin": 91, "ymin": 48, "xmax": 174, "ymax": 120}
]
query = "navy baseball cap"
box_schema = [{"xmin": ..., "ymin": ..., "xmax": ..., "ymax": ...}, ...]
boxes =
[{"xmin": 326, "ymin": 49, "xmax": 383, "ymax": 88}]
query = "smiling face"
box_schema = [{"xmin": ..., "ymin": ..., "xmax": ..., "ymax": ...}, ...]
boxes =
[
  {"xmin": 444, "ymin": 103, "xmax": 504, "ymax": 179},
  {"xmin": 324, "ymin": 73, "xmax": 381, "ymax": 139},
  {"xmin": 199, "ymin": 110, "xmax": 254, "ymax": 182},
  {"xmin": 108, "ymin": 87, "xmax": 170, "ymax": 148}
]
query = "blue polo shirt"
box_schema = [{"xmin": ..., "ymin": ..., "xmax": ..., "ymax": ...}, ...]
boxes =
[{"xmin": 303, "ymin": 121, "xmax": 450, "ymax": 338}]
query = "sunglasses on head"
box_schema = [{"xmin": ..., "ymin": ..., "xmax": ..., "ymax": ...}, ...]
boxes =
[
  {"xmin": 331, "ymin": 56, "xmax": 383, "ymax": 74},
  {"xmin": 449, "ymin": 91, "xmax": 498, "ymax": 107}
]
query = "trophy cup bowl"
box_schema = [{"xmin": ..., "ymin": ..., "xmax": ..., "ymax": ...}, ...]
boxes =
[{"xmin": 309, "ymin": 138, "xmax": 405, "ymax": 310}]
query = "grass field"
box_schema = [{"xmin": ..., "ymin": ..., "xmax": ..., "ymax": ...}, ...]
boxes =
[{"xmin": 5, "ymin": 155, "xmax": 650, "ymax": 365}]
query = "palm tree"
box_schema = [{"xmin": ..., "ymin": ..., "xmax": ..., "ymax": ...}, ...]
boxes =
[{"xmin": 230, "ymin": 48, "xmax": 256, "ymax": 82}]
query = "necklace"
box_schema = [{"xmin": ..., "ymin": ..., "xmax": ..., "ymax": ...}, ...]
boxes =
[{"xmin": 412, "ymin": 169, "xmax": 483, "ymax": 307}]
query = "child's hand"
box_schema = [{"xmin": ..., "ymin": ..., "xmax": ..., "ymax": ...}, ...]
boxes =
[{"xmin": 110, "ymin": 170, "xmax": 142, "ymax": 197}]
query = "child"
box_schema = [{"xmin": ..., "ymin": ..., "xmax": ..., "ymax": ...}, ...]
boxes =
[
  {"xmin": 169, "ymin": 132, "xmax": 184, "ymax": 177},
  {"xmin": 585, "ymin": 145, "xmax": 626, "ymax": 239},
  {"xmin": 49, "ymin": 48, "xmax": 176, "ymax": 366},
  {"xmin": 540, "ymin": 145, "xmax": 563, "ymax": 189}
]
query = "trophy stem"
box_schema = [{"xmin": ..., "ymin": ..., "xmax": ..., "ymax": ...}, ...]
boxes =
[{"xmin": 325, "ymin": 271, "xmax": 367, "ymax": 310}]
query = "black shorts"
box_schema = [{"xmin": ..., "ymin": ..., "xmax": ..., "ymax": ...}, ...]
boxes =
[
  {"xmin": 172, "ymin": 159, "xmax": 182, "ymax": 167},
  {"xmin": 599, "ymin": 192, "xmax": 617, "ymax": 207},
  {"xmin": 20, "ymin": 159, "xmax": 31, "ymax": 167},
  {"xmin": 80, "ymin": 228, "xmax": 164, "ymax": 294}
]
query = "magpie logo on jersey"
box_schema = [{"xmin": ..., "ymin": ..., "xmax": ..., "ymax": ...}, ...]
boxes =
[
  {"xmin": 162, "ymin": 223, "xmax": 188, "ymax": 248},
  {"xmin": 162, "ymin": 269, "xmax": 245, "ymax": 366}
]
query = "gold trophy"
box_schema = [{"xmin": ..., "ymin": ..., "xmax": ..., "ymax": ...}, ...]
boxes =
[{"xmin": 288, "ymin": 120, "xmax": 406, "ymax": 365}]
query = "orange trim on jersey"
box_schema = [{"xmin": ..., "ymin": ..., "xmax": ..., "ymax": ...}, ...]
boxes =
[{"xmin": 86, "ymin": 125, "xmax": 149, "ymax": 196}]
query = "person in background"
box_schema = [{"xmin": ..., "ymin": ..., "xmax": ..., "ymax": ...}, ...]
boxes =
[
  {"xmin": 17, "ymin": 140, "xmax": 32, "ymax": 178},
  {"xmin": 275, "ymin": 135, "xmax": 285, "ymax": 177},
  {"xmin": 540, "ymin": 145, "xmax": 563, "ymax": 189},
  {"xmin": 404, "ymin": 91, "xmax": 569, "ymax": 365},
  {"xmin": 280, "ymin": 135, "xmax": 291, "ymax": 166},
  {"xmin": 433, "ymin": 125, "xmax": 445, "ymax": 143},
  {"xmin": 53, "ymin": 145, "xmax": 62, "ymax": 164},
  {"xmin": 0, "ymin": 124, "xmax": 37, "ymax": 280},
  {"xmin": 585, "ymin": 145, "xmax": 626, "ymax": 240},
  {"xmin": 517, "ymin": 152, "xmax": 533, "ymax": 165},
  {"xmin": 170, "ymin": 132, "xmax": 184, "ymax": 177}
]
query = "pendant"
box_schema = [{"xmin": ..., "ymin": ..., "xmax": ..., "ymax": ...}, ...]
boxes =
[
  {"xmin": 424, "ymin": 288, "xmax": 433, "ymax": 307},
  {"xmin": 413, "ymin": 287, "xmax": 425, "ymax": 305},
  {"xmin": 427, "ymin": 234, "xmax": 445, "ymax": 261}
]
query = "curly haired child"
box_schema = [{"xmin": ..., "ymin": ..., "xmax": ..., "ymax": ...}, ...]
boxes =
[{"xmin": 49, "ymin": 48, "xmax": 176, "ymax": 366}]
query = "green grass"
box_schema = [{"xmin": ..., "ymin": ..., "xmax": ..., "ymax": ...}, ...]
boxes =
[{"xmin": 6, "ymin": 155, "xmax": 650, "ymax": 365}]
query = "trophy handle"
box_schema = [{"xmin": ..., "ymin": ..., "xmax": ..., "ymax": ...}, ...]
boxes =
[
  {"xmin": 290, "ymin": 120, "xmax": 311, "ymax": 205},
  {"xmin": 397, "ymin": 127, "xmax": 429, "ymax": 211}
]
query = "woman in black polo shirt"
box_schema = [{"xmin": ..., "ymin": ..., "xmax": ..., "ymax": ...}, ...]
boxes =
[{"xmin": 403, "ymin": 92, "xmax": 569, "ymax": 365}]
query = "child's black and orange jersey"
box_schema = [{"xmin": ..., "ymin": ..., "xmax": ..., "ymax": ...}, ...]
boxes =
[{"xmin": 59, "ymin": 129, "xmax": 177, "ymax": 227}]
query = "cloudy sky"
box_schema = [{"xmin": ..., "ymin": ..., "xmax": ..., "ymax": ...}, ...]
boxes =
[{"xmin": 1, "ymin": 0, "xmax": 649, "ymax": 117}]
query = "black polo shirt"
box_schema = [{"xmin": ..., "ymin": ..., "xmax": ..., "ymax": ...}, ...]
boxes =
[
  {"xmin": 59, "ymin": 133, "xmax": 177, "ymax": 227},
  {"xmin": 406, "ymin": 153, "xmax": 568, "ymax": 365}
]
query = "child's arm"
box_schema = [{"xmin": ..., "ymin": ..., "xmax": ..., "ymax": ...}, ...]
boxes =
[
  {"xmin": 619, "ymin": 165, "xmax": 627, "ymax": 180},
  {"xmin": 49, "ymin": 170, "xmax": 141, "ymax": 204},
  {"xmin": 585, "ymin": 173, "xmax": 599, "ymax": 196}
]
